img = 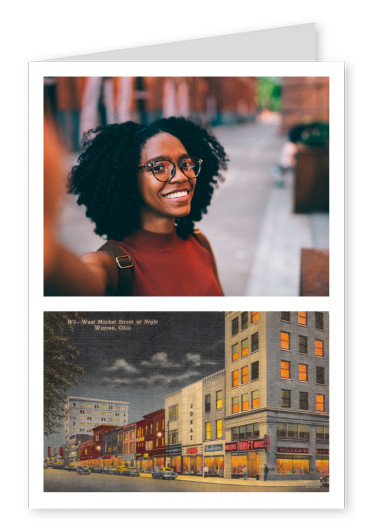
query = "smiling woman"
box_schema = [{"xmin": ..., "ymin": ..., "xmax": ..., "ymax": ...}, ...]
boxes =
[{"xmin": 45, "ymin": 117, "xmax": 228, "ymax": 296}]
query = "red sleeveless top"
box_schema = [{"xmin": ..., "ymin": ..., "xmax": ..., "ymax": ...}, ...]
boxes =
[{"xmin": 114, "ymin": 228, "xmax": 222, "ymax": 296}]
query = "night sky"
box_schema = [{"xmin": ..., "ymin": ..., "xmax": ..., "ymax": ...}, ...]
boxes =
[{"xmin": 44, "ymin": 311, "xmax": 225, "ymax": 453}]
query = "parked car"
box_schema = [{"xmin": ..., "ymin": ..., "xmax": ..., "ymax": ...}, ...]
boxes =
[
  {"xmin": 90, "ymin": 466, "xmax": 102, "ymax": 473},
  {"xmin": 152, "ymin": 467, "xmax": 177, "ymax": 480},
  {"xmin": 76, "ymin": 466, "xmax": 91, "ymax": 475},
  {"xmin": 320, "ymin": 474, "xmax": 329, "ymax": 488},
  {"xmin": 123, "ymin": 467, "xmax": 140, "ymax": 477},
  {"xmin": 102, "ymin": 466, "xmax": 116, "ymax": 474},
  {"xmin": 114, "ymin": 465, "xmax": 129, "ymax": 475}
]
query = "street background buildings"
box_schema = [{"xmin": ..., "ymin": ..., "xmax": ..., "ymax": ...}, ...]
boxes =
[{"xmin": 45, "ymin": 76, "xmax": 329, "ymax": 296}]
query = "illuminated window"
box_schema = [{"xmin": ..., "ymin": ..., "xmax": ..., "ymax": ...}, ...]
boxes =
[
  {"xmin": 232, "ymin": 369, "xmax": 239, "ymax": 387},
  {"xmin": 241, "ymin": 312, "xmax": 248, "ymax": 330},
  {"xmin": 205, "ymin": 422, "xmax": 211, "ymax": 440},
  {"xmin": 216, "ymin": 390, "xmax": 223, "ymax": 410},
  {"xmin": 232, "ymin": 396, "xmax": 239, "ymax": 414},
  {"xmin": 316, "ymin": 426, "xmax": 329, "ymax": 441},
  {"xmin": 315, "ymin": 312, "xmax": 324, "ymax": 330},
  {"xmin": 315, "ymin": 339, "xmax": 324, "ymax": 357},
  {"xmin": 232, "ymin": 343, "xmax": 239, "ymax": 362},
  {"xmin": 205, "ymin": 394, "xmax": 211, "ymax": 412},
  {"xmin": 299, "ymin": 391, "xmax": 309, "ymax": 410},
  {"xmin": 281, "ymin": 312, "xmax": 290, "ymax": 322},
  {"xmin": 316, "ymin": 394, "xmax": 325, "ymax": 412},
  {"xmin": 241, "ymin": 365, "xmax": 249, "ymax": 384},
  {"xmin": 216, "ymin": 419, "xmax": 223, "ymax": 438},
  {"xmin": 251, "ymin": 311, "xmax": 259, "ymax": 324},
  {"xmin": 299, "ymin": 364, "xmax": 308, "ymax": 381},
  {"xmin": 241, "ymin": 393, "xmax": 249, "ymax": 411},
  {"xmin": 232, "ymin": 317, "xmax": 239, "ymax": 336},
  {"xmin": 298, "ymin": 312, "xmax": 307, "ymax": 326},
  {"xmin": 251, "ymin": 390, "xmax": 260, "ymax": 409},
  {"xmin": 316, "ymin": 367, "xmax": 325, "ymax": 385},
  {"xmin": 281, "ymin": 389, "xmax": 291, "ymax": 408},
  {"xmin": 251, "ymin": 332, "xmax": 259, "ymax": 352},
  {"xmin": 169, "ymin": 404, "xmax": 178, "ymax": 420},
  {"xmin": 280, "ymin": 332, "xmax": 290, "ymax": 350},
  {"xmin": 299, "ymin": 335, "xmax": 308, "ymax": 354},
  {"xmin": 251, "ymin": 361, "xmax": 259, "ymax": 380},
  {"xmin": 241, "ymin": 338, "xmax": 249, "ymax": 357},
  {"xmin": 280, "ymin": 360, "xmax": 290, "ymax": 379}
]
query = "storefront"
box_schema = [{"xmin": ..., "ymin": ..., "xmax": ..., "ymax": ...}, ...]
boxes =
[
  {"xmin": 122, "ymin": 453, "xmax": 136, "ymax": 467},
  {"xmin": 316, "ymin": 449, "xmax": 329, "ymax": 475},
  {"xmin": 225, "ymin": 437, "xmax": 268, "ymax": 478},
  {"xmin": 166, "ymin": 443, "xmax": 182, "ymax": 472},
  {"xmin": 182, "ymin": 446, "xmax": 203, "ymax": 475},
  {"xmin": 137, "ymin": 455, "xmax": 154, "ymax": 472},
  {"xmin": 276, "ymin": 447, "xmax": 310, "ymax": 475},
  {"xmin": 203, "ymin": 444, "xmax": 224, "ymax": 476}
]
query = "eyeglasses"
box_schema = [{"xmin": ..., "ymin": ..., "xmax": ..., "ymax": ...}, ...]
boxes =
[{"xmin": 138, "ymin": 156, "xmax": 203, "ymax": 182}]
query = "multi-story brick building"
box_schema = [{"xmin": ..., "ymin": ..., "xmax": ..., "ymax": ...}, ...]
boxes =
[
  {"xmin": 137, "ymin": 409, "xmax": 165, "ymax": 472},
  {"xmin": 224, "ymin": 311, "xmax": 329, "ymax": 480}
]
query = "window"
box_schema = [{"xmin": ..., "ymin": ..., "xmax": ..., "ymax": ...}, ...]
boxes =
[
  {"xmin": 316, "ymin": 367, "xmax": 325, "ymax": 385},
  {"xmin": 216, "ymin": 419, "xmax": 223, "ymax": 438},
  {"xmin": 251, "ymin": 311, "xmax": 259, "ymax": 324},
  {"xmin": 232, "ymin": 316, "xmax": 239, "ymax": 336},
  {"xmin": 298, "ymin": 425, "xmax": 310, "ymax": 440},
  {"xmin": 316, "ymin": 426, "xmax": 329, "ymax": 441},
  {"xmin": 216, "ymin": 390, "xmax": 223, "ymax": 410},
  {"xmin": 169, "ymin": 430, "xmax": 178, "ymax": 445},
  {"xmin": 251, "ymin": 390, "xmax": 260, "ymax": 409},
  {"xmin": 232, "ymin": 396, "xmax": 239, "ymax": 414},
  {"xmin": 280, "ymin": 360, "xmax": 290, "ymax": 379},
  {"xmin": 299, "ymin": 364, "xmax": 308, "ymax": 382},
  {"xmin": 251, "ymin": 332, "xmax": 259, "ymax": 352},
  {"xmin": 241, "ymin": 393, "xmax": 249, "ymax": 411},
  {"xmin": 299, "ymin": 335, "xmax": 308, "ymax": 354},
  {"xmin": 315, "ymin": 339, "xmax": 324, "ymax": 357},
  {"xmin": 251, "ymin": 361, "xmax": 259, "ymax": 381},
  {"xmin": 241, "ymin": 338, "xmax": 249, "ymax": 357},
  {"xmin": 169, "ymin": 404, "xmax": 178, "ymax": 421},
  {"xmin": 299, "ymin": 391, "xmax": 309, "ymax": 410},
  {"xmin": 277, "ymin": 423, "xmax": 310, "ymax": 440},
  {"xmin": 298, "ymin": 311, "xmax": 307, "ymax": 326},
  {"xmin": 281, "ymin": 312, "xmax": 290, "ymax": 322},
  {"xmin": 277, "ymin": 423, "xmax": 287, "ymax": 438},
  {"xmin": 287, "ymin": 424, "xmax": 298, "ymax": 438},
  {"xmin": 232, "ymin": 369, "xmax": 239, "ymax": 387},
  {"xmin": 241, "ymin": 312, "xmax": 248, "ymax": 330},
  {"xmin": 315, "ymin": 312, "xmax": 324, "ymax": 330},
  {"xmin": 232, "ymin": 343, "xmax": 239, "ymax": 362},
  {"xmin": 316, "ymin": 394, "xmax": 325, "ymax": 412},
  {"xmin": 232, "ymin": 423, "xmax": 259, "ymax": 441},
  {"xmin": 205, "ymin": 394, "xmax": 211, "ymax": 413},
  {"xmin": 280, "ymin": 331, "xmax": 290, "ymax": 350},
  {"xmin": 241, "ymin": 365, "xmax": 249, "ymax": 384},
  {"xmin": 281, "ymin": 389, "xmax": 291, "ymax": 408},
  {"xmin": 205, "ymin": 422, "xmax": 211, "ymax": 440}
]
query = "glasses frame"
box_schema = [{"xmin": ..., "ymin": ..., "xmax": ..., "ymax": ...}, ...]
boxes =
[{"xmin": 138, "ymin": 157, "xmax": 203, "ymax": 182}]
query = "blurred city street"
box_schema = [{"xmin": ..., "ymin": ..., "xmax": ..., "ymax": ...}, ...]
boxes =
[{"xmin": 58, "ymin": 120, "xmax": 329, "ymax": 296}]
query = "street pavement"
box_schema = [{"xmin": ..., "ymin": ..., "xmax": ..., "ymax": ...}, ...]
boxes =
[{"xmin": 58, "ymin": 120, "xmax": 328, "ymax": 296}]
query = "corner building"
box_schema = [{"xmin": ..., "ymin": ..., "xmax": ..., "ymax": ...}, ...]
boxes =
[{"xmin": 224, "ymin": 311, "xmax": 329, "ymax": 480}]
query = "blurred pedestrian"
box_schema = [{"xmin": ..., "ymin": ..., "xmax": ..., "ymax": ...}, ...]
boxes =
[
  {"xmin": 242, "ymin": 465, "xmax": 247, "ymax": 480},
  {"xmin": 264, "ymin": 464, "xmax": 269, "ymax": 481}
]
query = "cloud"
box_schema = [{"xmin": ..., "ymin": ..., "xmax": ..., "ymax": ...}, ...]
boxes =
[
  {"xmin": 102, "ymin": 370, "xmax": 201, "ymax": 388},
  {"xmin": 105, "ymin": 359, "xmax": 139, "ymax": 373},
  {"xmin": 141, "ymin": 352, "xmax": 180, "ymax": 368},
  {"xmin": 185, "ymin": 353, "xmax": 217, "ymax": 366}
]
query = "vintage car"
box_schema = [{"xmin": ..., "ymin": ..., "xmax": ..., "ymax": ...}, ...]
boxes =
[
  {"xmin": 123, "ymin": 467, "xmax": 140, "ymax": 477},
  {"xmin": 320, "ymin": 474, "xmax": 329, "ymax": 488},
  {"xmin": 151, "ymin": 467, "xmax": 177, "ymax": 480},
  {"xmin": 76, "ymin": 466, "xmax": 91, "ymax": 475}
]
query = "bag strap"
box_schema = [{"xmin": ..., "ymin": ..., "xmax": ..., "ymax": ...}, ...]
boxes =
[
  {"xmin": 193, "ymin": 229, "xmax": 223, "ymax": 295},
  {"xmin": 97, "ymin": 241, "xmax": 134, "ymax": 296}
]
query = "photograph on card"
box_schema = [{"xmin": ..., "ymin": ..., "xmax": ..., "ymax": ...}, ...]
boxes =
[
  {"xmin": 43, "ymin": 76, "xmax": 329, "ymax": 296},
  {"xmin": 44, "ymin": 311, "xmax": 329, "ymax": 492}
]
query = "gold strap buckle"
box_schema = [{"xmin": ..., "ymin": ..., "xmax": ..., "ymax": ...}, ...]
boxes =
[{"xmin": 115, "ymin": 255, "xmax": 133, "ymax": 269}]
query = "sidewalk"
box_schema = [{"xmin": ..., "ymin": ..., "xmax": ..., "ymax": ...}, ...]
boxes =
[
  {"xmin": 244, "ymin": 173, "xmax": 329, "ymax": 296},
  {"xmin": 139, "ymin": 472, "xmax": 320, "ymax": 488}
]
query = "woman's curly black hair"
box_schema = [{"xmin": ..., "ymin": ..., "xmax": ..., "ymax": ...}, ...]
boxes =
[{"xmin": 68, "ymin": 116, "xmax": 228, "ymax": 240}]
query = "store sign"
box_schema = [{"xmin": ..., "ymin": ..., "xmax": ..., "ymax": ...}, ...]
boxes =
[
  {"xmin": 187, "ymin": 447, "xmax": 198, "ymax": 454},
  {"xmin": 123, "ymin": 454, "xmax": 135, "ymax": 460},
  {"xmin": 317, "ymin": 449, "xmax": 329, "ymax": 455},
  {"xmin": 205, "ymin": 444, "xmax": 223, "ymax": 452},
  {"xmin": 225, "ymin": 438, "xmax": 266, "ymax": 452},
  {"xmin": 166, "ymin": 444, "xmax": 182, "ymax": 456},
  {"xmin": 277, "ymin": 447, "xmax": 309, "ymax": 454}
]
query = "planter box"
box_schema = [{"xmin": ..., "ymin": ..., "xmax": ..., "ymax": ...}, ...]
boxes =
[{"xmin": 294, "ymin": 143, "xmax": 329, "ymax": 213}]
